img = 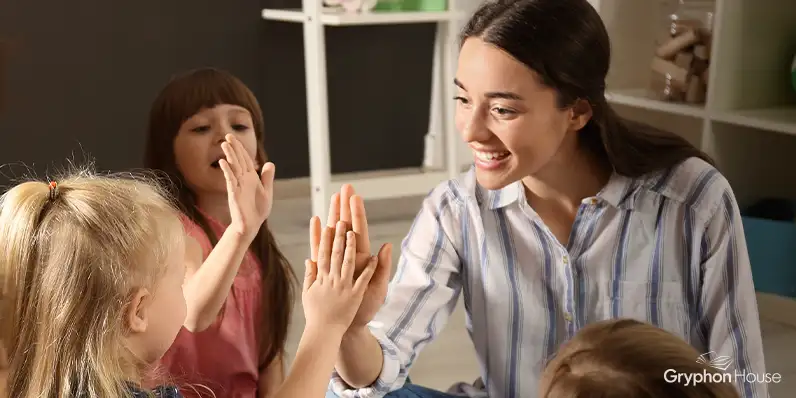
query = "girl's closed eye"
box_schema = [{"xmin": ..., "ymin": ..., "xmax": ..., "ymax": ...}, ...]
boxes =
[
  {"xmin": 232, "ymin": 123, "xmax": 250, "ymax": 132},
  {"xmin": 190, "ymin": 124, "xmax": 210, "ymax": 133}
]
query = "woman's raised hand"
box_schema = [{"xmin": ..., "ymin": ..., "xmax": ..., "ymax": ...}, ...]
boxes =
[
  {"xmin": 218, "ymin": 134, "xmax": 275, "ymax": 241},
  {"xmin": 302, "ymin": 221, "xmax": 378, "ymax": 334},
  {"xmin": 309, "ymin": 185, "xmax": 393, "ymax": 331}
]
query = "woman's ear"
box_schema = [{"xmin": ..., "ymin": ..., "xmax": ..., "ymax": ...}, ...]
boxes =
[
  {"xmin": 569, "ymin": 99, "xmax": 594, "ymax": 132},
  {"xmin": 126, "ymin": 287, "xmax": 151, "ymax": 334}
]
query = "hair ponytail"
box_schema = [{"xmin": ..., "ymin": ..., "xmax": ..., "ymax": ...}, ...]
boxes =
[{"xmin": 582, "ymin": 97, "xmax": 714, "ymax": 177}]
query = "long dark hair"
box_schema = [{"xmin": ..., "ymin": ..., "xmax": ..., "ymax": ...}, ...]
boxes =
[
  {"xmin": 461, "ymin": 0, "xmax": 713, "ymax": 176},
  {"xmin": 143, "ymin": 67, "xmax": 296, "ymax": 371}
]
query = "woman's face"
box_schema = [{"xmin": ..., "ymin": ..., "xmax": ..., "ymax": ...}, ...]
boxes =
[{"xmin": 454, "ymin": 37, "xmax": 584, "ymax": 190}]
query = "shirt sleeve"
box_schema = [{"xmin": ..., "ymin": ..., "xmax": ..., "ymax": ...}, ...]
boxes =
[
  {"xmin": 700, "ymin": 185, "xmax": 768, "ymax": 398},
  {"xmin": 330, "ymin": 184, "xmax": 464, "ymax": 398}
]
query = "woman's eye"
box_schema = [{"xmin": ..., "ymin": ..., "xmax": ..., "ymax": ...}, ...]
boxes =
[
  {"xmin": 232, "ymin": 124, "xmax": 250, "ymax": 131},
  {"xmin": 453, "ymin": 96, "xmax": 470, "ymax": 105},
  {"xmin": 191, "ymin": 125, "xmax": 210, "ymax": 133},
  {"xmin": 492, "ymin": 107, "xmax": 515, "ymax": 116}
]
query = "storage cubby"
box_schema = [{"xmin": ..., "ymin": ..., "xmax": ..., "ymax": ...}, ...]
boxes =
[{"xmin": 592, "ymin": 0, "xmax": 796, "ymax": 298}]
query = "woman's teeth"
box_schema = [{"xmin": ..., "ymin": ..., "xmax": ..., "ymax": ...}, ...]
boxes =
[{"xmin": 474, "ymin": 151, "xmax": 510, "ymax": 161}]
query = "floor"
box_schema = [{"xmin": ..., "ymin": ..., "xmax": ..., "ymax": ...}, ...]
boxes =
[{"xmin": 269, "ymin": 193, "xmax": 796, "ymax": 397}]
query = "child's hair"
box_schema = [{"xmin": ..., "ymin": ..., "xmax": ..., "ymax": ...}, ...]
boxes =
[
  {"xmin": 540, "ymin": 319, "xmax": 741, "ymax": 398},
  {"xmin": 0, "ymin": 167, "xmax": 185, "ymax": 397},
  {"xmin": 143, "ymin": 67, "xmax": 297, "ymax": 370}
]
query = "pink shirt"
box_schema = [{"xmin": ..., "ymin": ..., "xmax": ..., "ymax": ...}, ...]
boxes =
[{"xmin": 160, "ymin": 211, "xmax": 263, "ymax": 398}]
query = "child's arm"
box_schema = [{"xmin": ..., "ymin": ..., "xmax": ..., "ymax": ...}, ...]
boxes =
[
  {"xmin": 258, "ymin": 352, "xmax": 285, "ymax": 398},
  {"xmin": 268, "ymin": 224, "xmax": 377, "ymax": 398},
  {"xmin": 182, "ymin": 135, "xmax": 276, "ymax": 332},
  {"xmin": 182, "ymin": 232, "xmax": 251, "ymax": 332}
]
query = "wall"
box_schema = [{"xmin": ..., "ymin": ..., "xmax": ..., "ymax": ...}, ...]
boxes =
[{"xmin": 0, "ymin": 0, "xmax": 435, "ymax": 184}]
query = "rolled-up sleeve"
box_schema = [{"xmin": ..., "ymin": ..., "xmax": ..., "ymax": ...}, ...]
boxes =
[
  {"xmin": 700, "ymin": 184, "xmax": 768, "ymax": 398},
  {"xmin": 330, "ymin": 183, "xmax": 464, "ymax": 397}
]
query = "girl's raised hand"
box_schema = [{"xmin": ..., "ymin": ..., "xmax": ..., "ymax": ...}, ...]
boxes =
[
  {"xmin": 218, "ymin": 134, "xmax": 275, "ymax": 241},
  {"xmin": 302, "ymin": 221, "xmax": 377, "ymax": 336}
]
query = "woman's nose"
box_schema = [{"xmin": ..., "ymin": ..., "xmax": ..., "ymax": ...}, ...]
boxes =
[{"xmin": 460, "ymin": 111, "xmax": 490, "ymax": 143}]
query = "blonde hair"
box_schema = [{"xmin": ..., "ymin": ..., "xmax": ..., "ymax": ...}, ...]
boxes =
[
  {"xmin": 0, "ymin": 167, "xmax": 185, "ymax": 398},
  {"xmin": 540, "ymin": 319, "xmax": 741, "ymax": 398}
]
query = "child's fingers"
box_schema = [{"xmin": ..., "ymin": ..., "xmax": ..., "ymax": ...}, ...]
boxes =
[
  {"xmin": 341, "ymin": 230, "xmax": 357, "ymax": 284},
  {"xmin": 218, "ymin": 159, "xmax": 238, "ymax": 191},
  {"xmin": 221, "ymin": 141, "xmax": 241, "ymax": 178},
  {"xmin": 316, "ymin": 223, "xmax": 335, "ymax": 275},
  {"xmin": 302, "ymin": 259, "xmax": 318, "ymax": 293},
  {"xmin": 353, "ymin": 256, "xmax": 378, "ymax": 294},
  {"xmin": 309, "ymin": 216, "xmax": 321, "ymax": 262},
  {"xmin": 329, "ymin": 221, "xmax": 347, "ymax": 282},
  {"xmin": 229, "ymin": 134, "xmax": 254, "ymax": 172}
]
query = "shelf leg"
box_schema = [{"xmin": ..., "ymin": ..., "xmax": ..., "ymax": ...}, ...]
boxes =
[
  {"xmin": 423, "ymin": 21, "xmax": 446, "ymax": 171},
  {"xmin": 302, "ymin": 0, "xmax": 333, "ymax": 222},
  {"xmin": 442, "ymin": 19, "xmax": 460, "ymax": 180}
]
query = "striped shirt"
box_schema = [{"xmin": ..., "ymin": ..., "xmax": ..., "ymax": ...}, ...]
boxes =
[{"xmin": 330, "ymin": 157, "xmax": 767, "ymax": 398}]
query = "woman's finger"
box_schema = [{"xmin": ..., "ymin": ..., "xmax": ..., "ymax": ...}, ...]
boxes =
[
  {"xmin": 350, "ymin": 195, "xmax": 371, "ymax": 254},
  {"xmin": 329, "ymin": 220, "xmax": 347, "ymax": 282},
  {"xmin": 218, "ymin": 159, "xmax": 238, "ymax": 191},
  {"xmin": 339, "ymin": 184, "xmax": 354, "ymax": 228},
  {"xmin": 341, "ymin": 230, "xmax": 357, "ymax": 285},
  {"xmin": 326, "ymin": 192, "xmax": 341, "ymax": 227},
  {"xmin": 221, "ymin": 141, "xmax": 242, "ymax": 179},
  {"xmin": 353, "ymin": 256, "xmax": 378, "ymax": 295},
  {"xmin": 309, "ymin": 216, "xmax": 321, "ymax": 262},
  {"xmin": 316, "ymin": 223, "xmax": 335, "ymax": 275},
  {"xmin": 302, "ymin": 259, "xmax": 317, "ymax": 293}
]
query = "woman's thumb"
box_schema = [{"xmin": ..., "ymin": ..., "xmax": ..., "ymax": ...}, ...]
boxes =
[{"xmin": 260, "ymin": 162, "xmax": 276, "ymax": 187}]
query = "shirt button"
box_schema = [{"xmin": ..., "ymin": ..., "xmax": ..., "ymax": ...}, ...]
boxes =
[
  {"xmin": 563, "ymin": 256, "xmax": 569, "ymax": 265},
  {"xmin": 564, "ymin": 313, "xmax": 573, "ymax": 322}
]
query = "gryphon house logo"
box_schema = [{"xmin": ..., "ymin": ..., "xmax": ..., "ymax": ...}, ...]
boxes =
[{"xmin": 696, "ymin": 351, "xmax": 733, "ymax": 371}]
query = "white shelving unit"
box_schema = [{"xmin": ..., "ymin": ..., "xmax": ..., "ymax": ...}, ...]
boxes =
[
  {"xmin": 588, "ymin": 0, "xmax": 796, "ymax": 207},
  {"xmin": 262, "ymin": 4, "xmax": 464, "ymax": 221}
]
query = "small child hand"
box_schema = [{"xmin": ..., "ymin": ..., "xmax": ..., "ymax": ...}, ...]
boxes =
[
  {"xmin": 302, "ymin": 221, "xmax": 377, "ymax": 336},
  {"xmin": 218, "ymin": 134, "xmax": 275, "ymax": 240}
]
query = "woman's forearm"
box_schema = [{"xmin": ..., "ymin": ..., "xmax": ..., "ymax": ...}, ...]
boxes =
[
  {"xmin": 182, "ymin": 230, "xmax": 251, "ymax": 331},
  {"xmin": 334, "ymin": 326, "xmax": 385, "ymax": 388}
]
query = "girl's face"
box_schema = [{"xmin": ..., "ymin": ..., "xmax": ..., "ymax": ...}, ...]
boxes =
[
  {"xmin": 173, "ymin": 104, "xmax": 259, "ymax": 195},
  {"xmin": 454, "ymin": 37, "xmax": 587, "ymax": 190}
]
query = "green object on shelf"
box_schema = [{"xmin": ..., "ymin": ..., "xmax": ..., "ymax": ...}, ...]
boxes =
[
  {"xmin": 791, "ymin": 54, "xmax": 796, "ymax": 94},
  {"xmin": 374, "ymin": 0, "xmax": 447, "ymax": 12}
]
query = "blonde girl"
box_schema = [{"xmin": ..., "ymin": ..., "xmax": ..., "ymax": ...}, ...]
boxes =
[
  {"xmin": 540, "ymin": 318, "xmax": 742, "ymax": 398},
  {"xmin": 144, "ymin": 68, "xmax": 294, "ymax": 398},
  {"xmin": 0, "ymin": 170, "xmax": 188, "ymax": 397}
]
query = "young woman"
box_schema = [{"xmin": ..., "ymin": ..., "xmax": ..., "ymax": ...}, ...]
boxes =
[{"xmin": 317, "ymin": 0, "xmax": 767, "ymax": 397}]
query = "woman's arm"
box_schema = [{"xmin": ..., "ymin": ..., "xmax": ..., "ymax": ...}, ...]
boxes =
[
  {"xmin": 332, "ymin": 186, "xmax": 464, "ymax": 395},
  {"xmin": 181, "ymin": 231, "xmax": 251, "ymax": 332},
  {"xmin": 700, "ymin": 182, "xmax": 767, "ymax": 398}
]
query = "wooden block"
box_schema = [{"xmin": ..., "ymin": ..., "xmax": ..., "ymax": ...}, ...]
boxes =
[
  {"xmin": 686, "ymin": 76, "xmax": 706, "ymax": 103},
  {"xmin": 650, "ymin": 71, "xmax": 685, "ymax": 102},
  {"xmin": 694, "ymin": 45, "xmax": 709, "ymax": 61},
  {"xmin": 656, "ymin": 29, "xmax": 700, "ymax": 59},
  {"xmin": 692, "ymin": 57, "xmax": 709, "ymax": 75},
  {"xmin": 675, "ymin": 52, "xmax": 694, "ymax": 70},
  {"xmin": 651, "ymin": 57, "xmax": 689, "ymax": 89}
]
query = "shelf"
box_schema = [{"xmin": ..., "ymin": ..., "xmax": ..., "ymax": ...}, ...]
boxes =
[
  {"xmin": 606, "ymin": 89, "xmax": 706, "ymax": 118},
  {"xmin": 261, "ymin": 8, "xmax": 461, "ymax": 26},
  {"xmin": 712, "ymin": 107, "xmax": 796, "ymax": 136},
  {"xmin": 327, "ymin": 169, "xmax": 448, "ymax": 200}
]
